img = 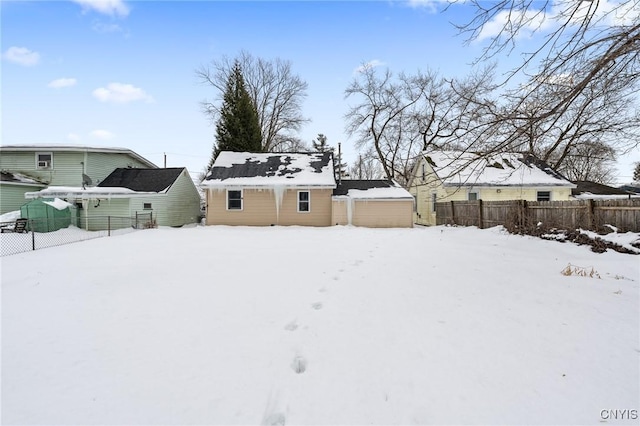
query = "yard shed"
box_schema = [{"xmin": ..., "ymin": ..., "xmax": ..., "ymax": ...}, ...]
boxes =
[
  {"xmin": 332, "ymin": 180, "xmax": 414, "ymax": 228},
  {"xmin": 20, "ymin": 198, "xmax": 75, "ymax": 232}
]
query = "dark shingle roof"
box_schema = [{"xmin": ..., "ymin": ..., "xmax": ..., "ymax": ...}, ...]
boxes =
[
  {"xmin": 333, "ymin": 180, "xmax": 397, "ymax": 196},
  {"xmin": 572, "ymin": 181, "xmax": 633, "ymax": 196},
  {"xmin": 98, "ymin": 168, "xmax": 184, "ymax": 192},
  {"xmin": 202, "ymin": 152, "xmax": 336, "ymax": 186}
]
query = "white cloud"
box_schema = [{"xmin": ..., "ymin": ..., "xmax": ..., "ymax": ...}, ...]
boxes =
[
  {"xmin": 405, "ymin": 0, "xmax": 441, "ymax": 12},
  {"xmin": 91, "ymin": 20, "xmax": 124, "ymax": 33},
  {"xmin": 67, "ymin": 133, "xmax": 81, "ymax": 142},
  {"xmin": 48, "ymin": 78, "xmax": 77, "ymax": 89},
  {"xmin": 72, "ymin": 0, "xmax": 130, "ymax": 17},
  {"xmin": 3, "ymin": 46, "xmax": 40, "ymax": 66},
  {"xmin": 92, "ymin": 83, "xmax": 154, "ymax": 104},
  {"xmin": 90, "ymin": 129, "xmax": 115, "ymax": 140},
  {"xmin": 476, "ymin": 9, "xmax": 552, "ymax": 41},
  {"xmin": 353, "ymin": 59, "xmax": 386, "ymax": 75}
]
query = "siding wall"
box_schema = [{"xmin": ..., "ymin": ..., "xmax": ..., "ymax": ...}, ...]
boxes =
[
  {"xmin": 206, "ymin": 188, "xmax": 333, "ymax": 226},
  {"xmin": 0, "ymin": 183, "xmax": 46, "ymax": 214},
  {"xmin": 85, "ymin": 152, "xmax": 152, "ymax": 185},
  {"xmin": 164, "ymin": 170, "xmax": 202, "ymax": 226},
  {"xmin": 351, "ymin": 200, "xmax": 414, "ymax": 228},
  {"xmin": 331, "ymin": 198, "xmax": 413, "ymax": 228}
]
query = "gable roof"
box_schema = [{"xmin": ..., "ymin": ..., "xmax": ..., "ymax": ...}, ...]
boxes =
[
  {"xmin": 420, "ymin": 151, "xmax": 575, "ymax": 188},
  {"xmin": 98, "ymin": 168, "xmax": 184, "ymax": 193},
  {"xmin": 201, "ymin": 151, "xmax": 336, "ymax": 187},
  {"xmin": 572, "ymin": 181, "xmax": 632, "ymax": 196},
  {"xmin": 0, "ymin": 144, "xmax": 157, "ymax": 168},
  {"xmin": 333, "ymin": 180, "xmax": 414, "ymax": 199},
  {"xmin": 0, "ymin": 171, "xmax": 47, "ymax": 187}
]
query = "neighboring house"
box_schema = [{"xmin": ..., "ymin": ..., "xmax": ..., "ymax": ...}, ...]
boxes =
[
  {"xmin": 26, "ymin": 168, "xmax": 201, "ymax": 229},
  {"xmin": 201, "ymin": 151, "xmax": 414, "ymax": 228},
  {"xmin": 408, "ymin": 151, "xmax": 576, "ymax": 226},
  {"xmin": 572, "ymin": 181, "xmax": 638, "ymax": 200},
  {"xmin": 0, "ymin": 144, "xmax": 157, "ymax": 214},
  {"xmin": 0, "ymin": 171, "xmax": 47, "ymax": 214},
  {"xmin": 332, "ymin": 180, "xmax": 414, "ymax": 228},
  {"xmin": 619, "ymin": 184, "xmax": 640, "ymax": 195}
]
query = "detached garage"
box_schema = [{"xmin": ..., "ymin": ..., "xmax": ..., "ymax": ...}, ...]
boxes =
[{"xmin": 332, "ymin": 180, "xmax": 414, "ymax": 228}]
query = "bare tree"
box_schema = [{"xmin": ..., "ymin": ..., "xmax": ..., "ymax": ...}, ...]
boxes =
[
  {"xmin": 344, "ymin": 64, "xmax": 498, "ymax": 184},
  {"xmin": 197, "ymin": 50, "xmax": 309, "ymax": 152},
  {"xmin": 453, "ymin": 0, "xmax": 640, "ymax": 158},
  {"xmin": 349, "ymin": 148, "xmax": 384, "ymax": 180},
  {"xmin": 555, "ymin": 140, "xmax": 617, "ymax": 184}
]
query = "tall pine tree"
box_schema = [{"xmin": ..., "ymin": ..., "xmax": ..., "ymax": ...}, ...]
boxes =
[{"xmin": 208, "ymin": 61, "xmax": 262, "ymax": 169}]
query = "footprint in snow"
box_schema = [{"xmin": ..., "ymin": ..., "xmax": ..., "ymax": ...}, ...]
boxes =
[
  {"xmin": 284, "ymin": 321, "xmax": 298, "ymax": 331},
  {"xmin": 311, "ymin": 302, "xmax": 323, "ymax": 310},
  {"xmin": 291, "ymin": 355, "xmax": 307, "ymax": 374},
  {"xmin": 263, "ymin": 412, "xmax": 286, "ymax": 425}
]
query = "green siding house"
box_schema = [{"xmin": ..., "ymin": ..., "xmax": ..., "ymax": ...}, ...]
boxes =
[
  {"xmin": 0, "ymin": 144, "xmax": 157, "ymax": 214},
  {"xmin": 26, "ymin": 168, "xmax": 202, "ymax": 230}
]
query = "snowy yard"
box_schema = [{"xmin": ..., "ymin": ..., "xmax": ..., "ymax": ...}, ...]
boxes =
[{"xmin": 2, "ymin": 225, "xmax": 638, "ymax": 425}]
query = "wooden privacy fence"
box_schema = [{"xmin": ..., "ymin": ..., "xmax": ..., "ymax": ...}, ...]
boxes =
[{"xmin": 435, "ymin": 199, "xmax": 640, "ymax": 232}]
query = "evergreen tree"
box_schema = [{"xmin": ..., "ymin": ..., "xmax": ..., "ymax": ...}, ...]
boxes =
[
  {"xmin": 208, "ymin": 61, "xmax": 262, "ymax": 169},
  {"xmin": 312, "ymin": 134, "xmax": 330, "ymax": 152},
  {"xmin": 634, "ymin": 162, "xmax": 640, "ymax": 183}
]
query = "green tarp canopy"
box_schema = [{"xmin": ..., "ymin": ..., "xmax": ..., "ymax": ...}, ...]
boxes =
[{"xmin": 20, "ymin": 198, "xmax": 75, "ymax": 233}]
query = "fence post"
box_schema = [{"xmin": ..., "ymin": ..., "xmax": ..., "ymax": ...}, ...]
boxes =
[
  {"xmin": 108, "ymin": 216, "xmax": 111, "ymax": 237},
  {"xmin": 450, "ymin": 201, "xmax": 455, "ymax": 225},
  {"xmin": 136, "ymin": 211, "xmax": 139, "ymax": 229},
  {"xmin": 478, "ymin": 199, "xmax": 484, "ymax": 229},
  {"xmin": 586, "ymin": 199, "xmax": 595, "ymax": 230},
  {"xmin": 31, "ymin": 227, "xmax": 35, "ymax": 251}
]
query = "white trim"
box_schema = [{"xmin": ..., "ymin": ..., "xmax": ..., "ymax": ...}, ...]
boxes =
[
  {"xmin": 226, "ymin": 189, "xmax": 243, "ymax": 211},
  {"xmin": 297, "ymin": 190, "xmax": 310, "ymax": 213}
]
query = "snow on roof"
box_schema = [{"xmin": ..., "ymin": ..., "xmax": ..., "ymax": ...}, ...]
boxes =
[
  {"xmin": 423, "ymin": 151, "xmax": 575, "ymax": 188},
  {"xmin": 43, "ymin": 198, "xmax": 75, "ymax": 210},
  {"xmin": 333, "ymin": 180, "xmax": 414, "ymax": 199},
  {"xmin": 201, "ymin": 151, "xmax": 336, "ymax": 188},
  {"xmin": 25, "ymin": 186, "xmax": 159, "ymax": 200},
  {"xmin": 0, "ymin": 171, "xmax": 47, "ymax": 186}
]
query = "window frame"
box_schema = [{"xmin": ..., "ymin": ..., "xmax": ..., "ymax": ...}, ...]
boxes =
[
  {"xmin": 468, "ymin": 191, "xmax": 479, "ymax": 201},
  {"xmin": 431, "ymin": 192, "xmax": 437, "ymax": 213},
  {"xmin": 143, "ymin": 202, "xmax": 152, "ymax": 210},
  {"xmin": 297, "ymin": 190, "xmax": 310, "ymax": 213},
  {"xmin": 536, "ymin": 191, "xmax": 551, "ymax": 202},
  {"xmin": 227, "ymin": 189, "xmax": 243, "ymax": 211},
  {"xmin": 35, "ymin": 152, "xmax": 53, "ymax": 170}
]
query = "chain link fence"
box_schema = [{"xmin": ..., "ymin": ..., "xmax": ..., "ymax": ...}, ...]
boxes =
[{"xmin": 0, "ymin": 213, "xmax": 154, "ymax": 257}]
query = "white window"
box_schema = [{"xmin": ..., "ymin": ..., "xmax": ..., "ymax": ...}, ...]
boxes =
[
  {"xmin": 431, "ymin": 192, "xmax": 437, "ymax": 212},
  {"xmin": 537, "ymin": 191, "xmax": 551, "ymax": 202},
  {"xmin": 298, "ymin": 191, "xmax": 310, "ymax": 212},
  {"xmin": 36, "ymin": 152, "xmax": 53, "ymax": 169},
  {"xmin": 468, "ymin": 191, "xmax": 479, "ymax": 201},
  {"xmin": 143, "ymin": 203, "xmax": 152, "ymax": 210},
  {"xmin": 227, "ymin": 190, "xmax": 243, "ymax": 210},
  {"xmin": 421, "ymin": 163, "xmax": 426, "ymax": 181}
]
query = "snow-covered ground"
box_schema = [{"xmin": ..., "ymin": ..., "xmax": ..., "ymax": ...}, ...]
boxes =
[{"xmin": 2, "ymin": 225, "xmax": 638, "ymax": 425}]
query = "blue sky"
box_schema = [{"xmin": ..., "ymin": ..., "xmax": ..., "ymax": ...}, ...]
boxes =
[{"xmin": 2, "ymin": 0, "xmax": 638, "ymax": 182}]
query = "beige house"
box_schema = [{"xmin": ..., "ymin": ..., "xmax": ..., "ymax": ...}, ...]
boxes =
[
  {"xmin": 408, "ymin": 151, "xmax": 576, "ymax": 226},
  {"xmin": 201, "ymin": 152, "xmax": 413, "ymax": 228}
]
